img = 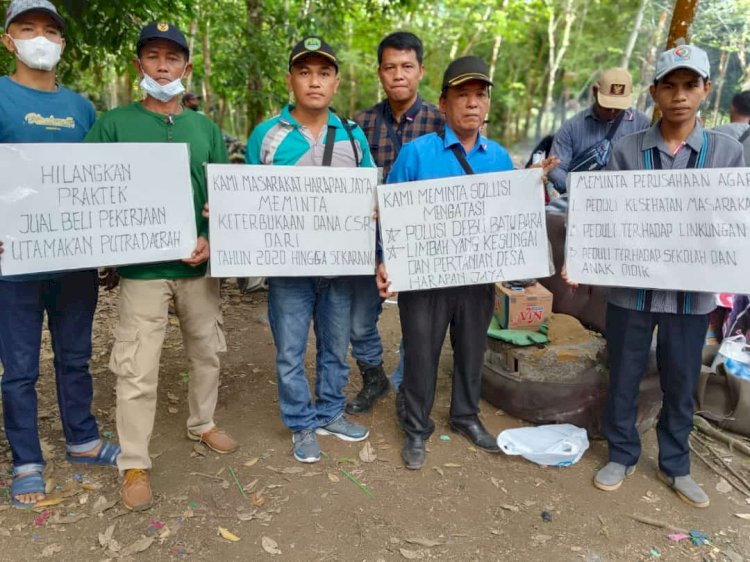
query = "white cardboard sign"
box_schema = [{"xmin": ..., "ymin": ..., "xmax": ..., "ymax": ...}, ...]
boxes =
[
  {"xmin": 207, "ymin": 164, "xmax": 378, "ymax": 277},
  {"xmin": 566, "ymin": 168, "xmax": 750, "ymax": 292},
  {"xmin": 378, "ymin": 168, "xmax": 550, "ymax": 292},
  {"xmin": 0, "ymin": 143, "xmax": 197, "ymax": 276}
]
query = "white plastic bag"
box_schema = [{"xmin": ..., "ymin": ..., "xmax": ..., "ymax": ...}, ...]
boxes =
[
  {"xmin": 496, "ymin": 423, "xmax": 589, "ymax": 467},
  {"xmin": 710, "ymin": 335, "xmax": 750, "ymax": 371}
]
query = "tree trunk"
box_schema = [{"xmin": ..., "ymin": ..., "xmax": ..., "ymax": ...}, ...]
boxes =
[
  {"xmin": 711, "ymin": 49, "xmax": 730, "ymax": 126},
  {"xmin": 245, "ymin": 0, "xmax": 264, "ymax": 133},
  {"xmin": 665, "ymin": 0, "xmax": 699, "ymax": 48},
  {"xmin": 461, "ymin": 6, "xmax": 492, "ymax": 56},
  {"xmin": 186, "ymin": 19, "xmax": 198, "ymax": 91},
  {"xmin": 652, "ymin": 0, "xmax": 700, "ymax": 123},
  {"xmin": 543, "ymin": 0, "xmax": 576, "ymax": 135},
  {"xmin": 201, "ymin": 19, "xmax": 213, "ymax": 117},
  {"xmin": 637, "ymin": 6, "xmax": 669, "ymax": 113},
  {"xmin": 621, "ymin": 0, "xmax": 648, "ymax": 69}
]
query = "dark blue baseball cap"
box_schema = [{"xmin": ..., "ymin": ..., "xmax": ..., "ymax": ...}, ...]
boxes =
[{"xmin": 137, "ymin": 22, "xmax": 189, "ymax": 57}]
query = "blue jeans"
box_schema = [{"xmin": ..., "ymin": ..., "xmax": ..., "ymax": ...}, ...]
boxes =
[
  {"xmin": 349, "ymin": 275, "xmax": 383, "ymax": 366},
  {"xmin": 0, "ymin": 270, "xmax": 101, "ymax": 473},
  {"xmin": 390, "ymin": 340, "xmax": 405, "ymax": 390},
  {"xmin": 268, "ymin": 277, "xmax": 353, "ymax": 432}
]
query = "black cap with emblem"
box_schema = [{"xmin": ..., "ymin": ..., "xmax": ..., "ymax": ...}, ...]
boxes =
[
  {"xmin": 137, "ymin": 22, "xmax": 190, "ymax": 57},
  {"xmin": 441, "ymin": 56, "xmax": 493, "ymax": 93},
  {"xmin": 288, "ymin": 36, "xmax": 338, "ymax": 72}
]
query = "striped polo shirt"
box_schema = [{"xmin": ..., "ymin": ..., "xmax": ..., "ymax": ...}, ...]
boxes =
[
  {"xmin": 605, "ymin": 121, "xmax": 745, "ymax": 315},
  {"xmin": 245, "ymin": 104, "xmax": 374, "ymax": 167}
]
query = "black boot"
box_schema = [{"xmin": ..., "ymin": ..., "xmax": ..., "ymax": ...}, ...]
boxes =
[
  {"xmin": 346, "ymin": 362, "xmax": 389, "ymax": 414},
  {"xmin": 402, "ymin": 434, "xmax": 426, "ymax": 470}
]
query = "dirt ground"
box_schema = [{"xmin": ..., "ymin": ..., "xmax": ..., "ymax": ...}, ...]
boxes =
[{"xmin": 0, "ymin": 284, "xmax": 749, "ymax": 562}]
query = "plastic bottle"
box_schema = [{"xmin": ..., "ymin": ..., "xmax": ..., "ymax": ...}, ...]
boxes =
[{"xmin": 724, "ymin": 358, "xmax": 750, "ymax": 380}]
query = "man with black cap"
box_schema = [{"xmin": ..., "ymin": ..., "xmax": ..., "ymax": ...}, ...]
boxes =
[
  {"xmin": 0, "ymin": 0, "xmax": 120, "ymax": 508},
  {"xmin": 245, "ymin": 36, "xmax": 374, "ymax": 464},
  {"xmin": 548, "ymin": 68, "xmax": 650, "ymax": 193},
  {"xmin": 86, "ymin": 22, "xmax": 236, "ymax": 511},
  {"xmin": 376, "ymin": 56, "xmax": 514, "ymax": 470}
]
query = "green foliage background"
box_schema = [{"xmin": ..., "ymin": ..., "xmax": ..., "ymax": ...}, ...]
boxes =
[{"xmin": 1, "ymin": 0, "xmax": 749, "ymax": 151}]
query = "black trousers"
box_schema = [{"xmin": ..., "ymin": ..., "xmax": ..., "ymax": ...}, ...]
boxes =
[
  {"xmin": 398, "ymin": 284, "xmax": 495, "ymax": 439},
  {"xmin": 604, "ymin": 303, "xmax": 709, "ymax": 477}
]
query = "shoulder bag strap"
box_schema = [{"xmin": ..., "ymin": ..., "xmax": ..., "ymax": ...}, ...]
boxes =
[
  {"xmin": 322, "ymin": 125, "xmax": 336, "ymax": 167},
  {"xmin": 380, "ymin": 102, "xmax": 403, "ymax": 154},
  {"xmin": 438, "ymin": 128, "xmax": 475, "ymax": 175},
  {"xmin": 338, "ymin": 115, "xmax": 361, "ymax": 167},
  {"xmin": 605, "ymin": 110, "xmax": 627, "ymax": 143}
]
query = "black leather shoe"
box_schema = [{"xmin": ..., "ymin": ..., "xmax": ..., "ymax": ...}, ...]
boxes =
[
  {"xmin": 346, "ymin": 362, "xmax": 389, "ymax": 415},
  {"xmin": 449, "ymin": 418, "xmax": 500, "ymax": 453},
  {"xmin": 402, "ymin": 435, "xmax": 425, "ymax": 470}
]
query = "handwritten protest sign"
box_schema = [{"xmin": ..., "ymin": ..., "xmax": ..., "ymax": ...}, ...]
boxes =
[
  {"xmin": 207, "ymin": 164, "xmax": 377, "ymax": 277},
  {"xmin": 566, "ymin": 168, "xmax": 750, "ymax": 293},
  {"xmin": 378, "ymin": 168, "xmax": 550, "ymax": 292},
  {"xmin": 0, "ymin": 143, "xmax": 197, "ymax": 276}
]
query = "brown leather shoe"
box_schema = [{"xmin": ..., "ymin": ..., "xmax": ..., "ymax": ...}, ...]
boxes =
[
  {"xmin": 121, "ymin": 469, "xmax": 152, "ymax": 511},
  {"xmin": 188, "ymin": 426, "xmax": 238, "ymax": 454}
]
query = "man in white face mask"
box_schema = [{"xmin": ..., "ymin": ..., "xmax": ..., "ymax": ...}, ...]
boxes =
[
  {"xmin": 0, "ymin": 0, "xmax": 120, "ymax": 509},
  {"xmin": 85, "ymin": 22, "xmax": 236, "ymax": 512}
]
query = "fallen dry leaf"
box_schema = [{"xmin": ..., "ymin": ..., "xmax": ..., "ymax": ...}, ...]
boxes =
[
  {"xmin": 121, "ymin": 536, "xmax": 155, "ymax": 556},
  {"xmin": 91, "ymin": 496, "xmax": 117, "ymax": 515},
  {"xmin": 33, "ymin": 496, "xmax": 66, "ymax": 508},
  {"xmin": 244, "ymin": 457, "xmax": 260, "ymax": 467},
  {"xmin": 359, "ymin": 442, "xmax": 377, "ymax": 463},
  {"xmin": 51, "ymin": 512, "xmax": 88, "ymax": 525},
  {"xmin": 266, "ymin": 466, "xmax": 304, "ymax": 475},
  {"xmin": 237, "ymin": 510, "xmax": 257, "ymax": 522},
  {"xmin": 41, "ymin": 544, "xmax": 63, "ymax": 558},
  {"xmin": 405, "ymin": 537, "xmax": 442, "ymax": 547},
  {"xmin": 716, "ymin": 478, "xmax": 733, "ymax": 494},
  {"xmin": 443, "ymin": 463, "xmax": 461, "ymax": 468},
  {"xmin": 262, "ymin": 536, "xmax": 282, "ymax": 555},
  {"xmin": 328, "ymin": 473, "xmax": 340, "ymax": 483},
  {"xmin": 499, "ymin": 504, "xmax": 519, "ymax": 512},
  {"xmin": 735, "ymin": 513, "xmax": 750, "ymax": 520},
  {"xmin": 218, "ymin": 527, "xmax": 241, "ymax": 542},
  {"xmin": 399, "ymin": 548, "xmax": 424, "ymax": 560}
]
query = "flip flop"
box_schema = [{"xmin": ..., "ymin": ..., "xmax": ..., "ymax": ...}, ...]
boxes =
[
  {"xmin": 66, "ymin": 440, "xmax": 120, "ymax": 467},
  {"xmin": 11, "ymin": 471, "xmax": 45, "ymax": 509}
]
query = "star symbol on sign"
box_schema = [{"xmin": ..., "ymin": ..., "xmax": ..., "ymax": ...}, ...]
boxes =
[
  {"xmin": 387, "ymin": 246, "xmax": 405, "ymax": 260},
  {"xmin": 385, "ymin": 228, "xmax": 401, "ymax": 243}
]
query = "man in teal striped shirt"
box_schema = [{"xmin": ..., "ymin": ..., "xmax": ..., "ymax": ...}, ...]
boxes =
[{"xmin": 245, "ymin": 37, "xmax": 374, "ymax": 464}]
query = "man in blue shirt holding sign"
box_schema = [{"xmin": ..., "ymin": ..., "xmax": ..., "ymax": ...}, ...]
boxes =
[
  {"xmin": 377, "ymin": 56, "xmax": 514, "ymax": 470},
  {"xmin": 0, "ymin": 0, "xmax": 119, "ymax": 508}
]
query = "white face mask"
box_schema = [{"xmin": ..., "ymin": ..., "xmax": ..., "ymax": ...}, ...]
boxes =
[
  {"xmin": 12, "ymin": 35, "xmax": 62, "ymax": 71},
  {"xmin": 139, "ymin": 63, "xmax": 186, "ymax": 102}
]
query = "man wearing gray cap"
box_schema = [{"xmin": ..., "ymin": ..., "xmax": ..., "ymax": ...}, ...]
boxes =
[
  {"xmin": 571, "ymin": 45, "xmax": 745, "ymax": 508},
  {"xmin": 0, "ymin": 0, "xmax": 120, "ymax": 508}
]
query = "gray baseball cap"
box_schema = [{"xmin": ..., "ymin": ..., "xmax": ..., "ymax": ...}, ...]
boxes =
[
  {"xmin": 4, "ymin": 0, "xmax": 65, "ymax": 32},
  {"xmin": 655, "ymin": 44, "xmax": 710, "ymax": 81}
]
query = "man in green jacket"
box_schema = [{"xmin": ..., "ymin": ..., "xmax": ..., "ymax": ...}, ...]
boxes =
[{"xmin": 86, "ymin": 22, "xmax": 237, "ymax": 511}]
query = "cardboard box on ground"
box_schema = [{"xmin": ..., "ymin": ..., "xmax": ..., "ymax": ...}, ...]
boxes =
[{"xmin": 495, "ymin": 282, "xmax": 553, "ymax": 330}]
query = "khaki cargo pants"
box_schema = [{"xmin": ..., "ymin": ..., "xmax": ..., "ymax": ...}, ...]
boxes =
[{"xmin": 109, "ymin": 277, "xmax": 226, "ymax": 472}]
